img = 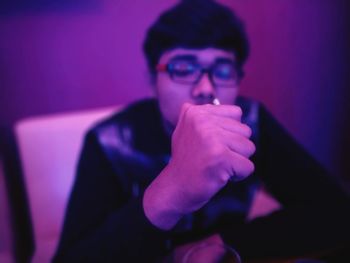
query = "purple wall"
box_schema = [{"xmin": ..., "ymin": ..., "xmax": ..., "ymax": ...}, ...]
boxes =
[{"xmin": 0, "ymin": 0, "xmax": 349, "ymax": 180}]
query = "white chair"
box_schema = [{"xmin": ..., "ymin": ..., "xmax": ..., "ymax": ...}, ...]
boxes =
[
  {"xmin": 14, "ymin": 106, "xmax": 120, "ymax": 263},
  {"xmin": 14, "ymin": 104, "xmax": 282, "ymax": 263}
]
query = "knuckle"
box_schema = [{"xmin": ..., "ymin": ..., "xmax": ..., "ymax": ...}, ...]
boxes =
[
  {"xmin": 184, "ymin": 104, "xmax": 194, "ymax": 117},
  {"xmin": 247, "ymin": 160, "xmax": 255, "ymax": 174},
  {"xmin": 247, "ymin": 140, "xmax": 256, "ymax": 156},
  {"xmin": 238, "ymin": 159, "xmax": 255, "ymax": 178},
  {"xmin": 233, "ymin": 106, "xmax": 243, "ymax": 118},
  {"xmin": 244, "ymin": 125, "xmax": 252, "ymax": 138},
  {"xmin": 237, "ymin": 137, "xmax": 255, "ymax": 157},
  {"xmin": 202, "ymin": 104, "xmax": 212, "ymax": 111},
  {"xmin": 181, "ymin": 102, "xmax": 192, "ymax": 115},
  {"xmin": 219, "ymin": 173, "xmax": 230, "ymax": 185},
  {"xmin": 208, "ymin": 146, "xmax": 226, "ymax": 159},
  {"xmin": 206, "ymin": 147, "xmax": 227, "ymax": 169}
]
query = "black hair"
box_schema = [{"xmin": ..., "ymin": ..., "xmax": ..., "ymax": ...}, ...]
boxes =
[{"xmin": 143, "ymin": 0, "xmax": 250, "ymax": 76}]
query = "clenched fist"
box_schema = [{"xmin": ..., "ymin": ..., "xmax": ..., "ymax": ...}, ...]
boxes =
[{"xmin": 143, "ymin": 103, "xmax": 255, "ymax": 230}]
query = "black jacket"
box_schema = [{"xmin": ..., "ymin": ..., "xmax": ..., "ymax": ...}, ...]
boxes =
[{"xmin": 53, "ymin": 98, "xmax": 350, "ymax": 262}]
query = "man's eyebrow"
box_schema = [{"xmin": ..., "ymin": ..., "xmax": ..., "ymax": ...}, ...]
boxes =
[
  {"xmin": 169, "ymin": 54, "xmax": 197, "ymax": 61},
  {"xmin": 215, "ymin": 57, "xmax": 235, "ymax": 64}
]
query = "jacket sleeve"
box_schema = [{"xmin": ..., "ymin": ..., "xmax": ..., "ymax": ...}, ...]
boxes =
[
  {"xmin": 52, "ymin": 130, "xmax": 169, "ymax": 263},
  {"xmin": 221, "ymin": 105, "xmax": 350, "ymax": 260}
]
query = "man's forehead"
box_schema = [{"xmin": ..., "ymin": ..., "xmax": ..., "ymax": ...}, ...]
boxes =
[{"xmin": 159, "ymin": 48, "xmax": 236, "ymax": 64}]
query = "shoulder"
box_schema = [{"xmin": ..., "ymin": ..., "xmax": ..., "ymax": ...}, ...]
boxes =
[
  {"xmin": 236, "ymin": 96, "xmax": 260, "ymax": 124},
  {"xmin": 236, "ymin": 96, "xmax": 280, "ymax": 128},
  {"xmin": 84, "ymin": 98, "xmax": 169, "ymax": 155},
  {"xmin": 80, "ymin": 98, "xmax": 159, "ymax": 149},
  {"xmin": 93, "ymin": 98, "xmax": 159, "ymax": 131}
]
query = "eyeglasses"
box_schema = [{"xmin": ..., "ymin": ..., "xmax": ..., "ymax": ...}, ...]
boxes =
[{"xmin": 156, "ymin": 59, "xmax": 240, "ymax": 87}]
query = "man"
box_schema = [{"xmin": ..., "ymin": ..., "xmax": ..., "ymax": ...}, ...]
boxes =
[{"xmin": 53, "ymin": 0, "xmax": 350, "ymax": 262}]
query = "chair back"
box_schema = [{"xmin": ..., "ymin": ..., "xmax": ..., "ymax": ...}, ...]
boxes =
[{"xmin": 14, "ymin": 106, "xmax": 120, "ymax": 263}]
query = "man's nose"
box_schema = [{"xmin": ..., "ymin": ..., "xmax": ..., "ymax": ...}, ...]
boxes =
[{"xmin": 191, "ymin": 73, "xmax": 216, "ymax": 103}]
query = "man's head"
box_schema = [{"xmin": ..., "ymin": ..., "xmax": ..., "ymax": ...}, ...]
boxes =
[
  {"xmin": 143, "ymin": 0, "xmax": 249, "ymax": 77},
  {"xmin": 143, "ymin": 0, "xmax": 250, "ymax": 128}
]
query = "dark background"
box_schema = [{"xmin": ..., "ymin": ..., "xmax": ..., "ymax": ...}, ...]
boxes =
[{"xmin": 1, "ymin": 0, "xmax": 349, "ymax": 179}]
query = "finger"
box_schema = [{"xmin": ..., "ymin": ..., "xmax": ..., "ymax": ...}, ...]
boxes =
[
  {"xmin": 219, "ymin": 131, "xmax": 256, "ymax": 158},
  {"xmin": 196, "ymin": 104, "xmax": 243, "ymax": 121},
  {"xmin": 211, "ymin": 116, "xmax": 252, "ymax": 138},
  {"xmin": 226, "ymin": 151, "xmax": 255, "ymax": 181}
]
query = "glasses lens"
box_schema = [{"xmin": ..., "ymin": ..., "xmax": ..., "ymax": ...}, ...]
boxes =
[
  {"xmin": 212, "ymin": 62, "xmax": 238, "ymax": 86},
  {"xmin": 168, "ymin": 60, "xmax": 200, "ymax": 84}
]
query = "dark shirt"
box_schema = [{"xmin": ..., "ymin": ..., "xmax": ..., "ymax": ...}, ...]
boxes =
[{"xmin": 53, "ymin": 98, "xmax": 350, "ymax": 262}]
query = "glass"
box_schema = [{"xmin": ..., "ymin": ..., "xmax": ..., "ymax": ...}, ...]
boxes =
[
  {"xmin": 181, "ymin": 243, "xmax": 242, "ymax": 263},
  {"xmin": 156, "ymin": 59, "xmax": 239, "ymax": 87}
]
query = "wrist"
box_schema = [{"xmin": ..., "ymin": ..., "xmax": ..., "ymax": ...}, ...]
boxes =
[{"xmin": 142, "ymin": 167, "xmax": 183, "ymax": 230}]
